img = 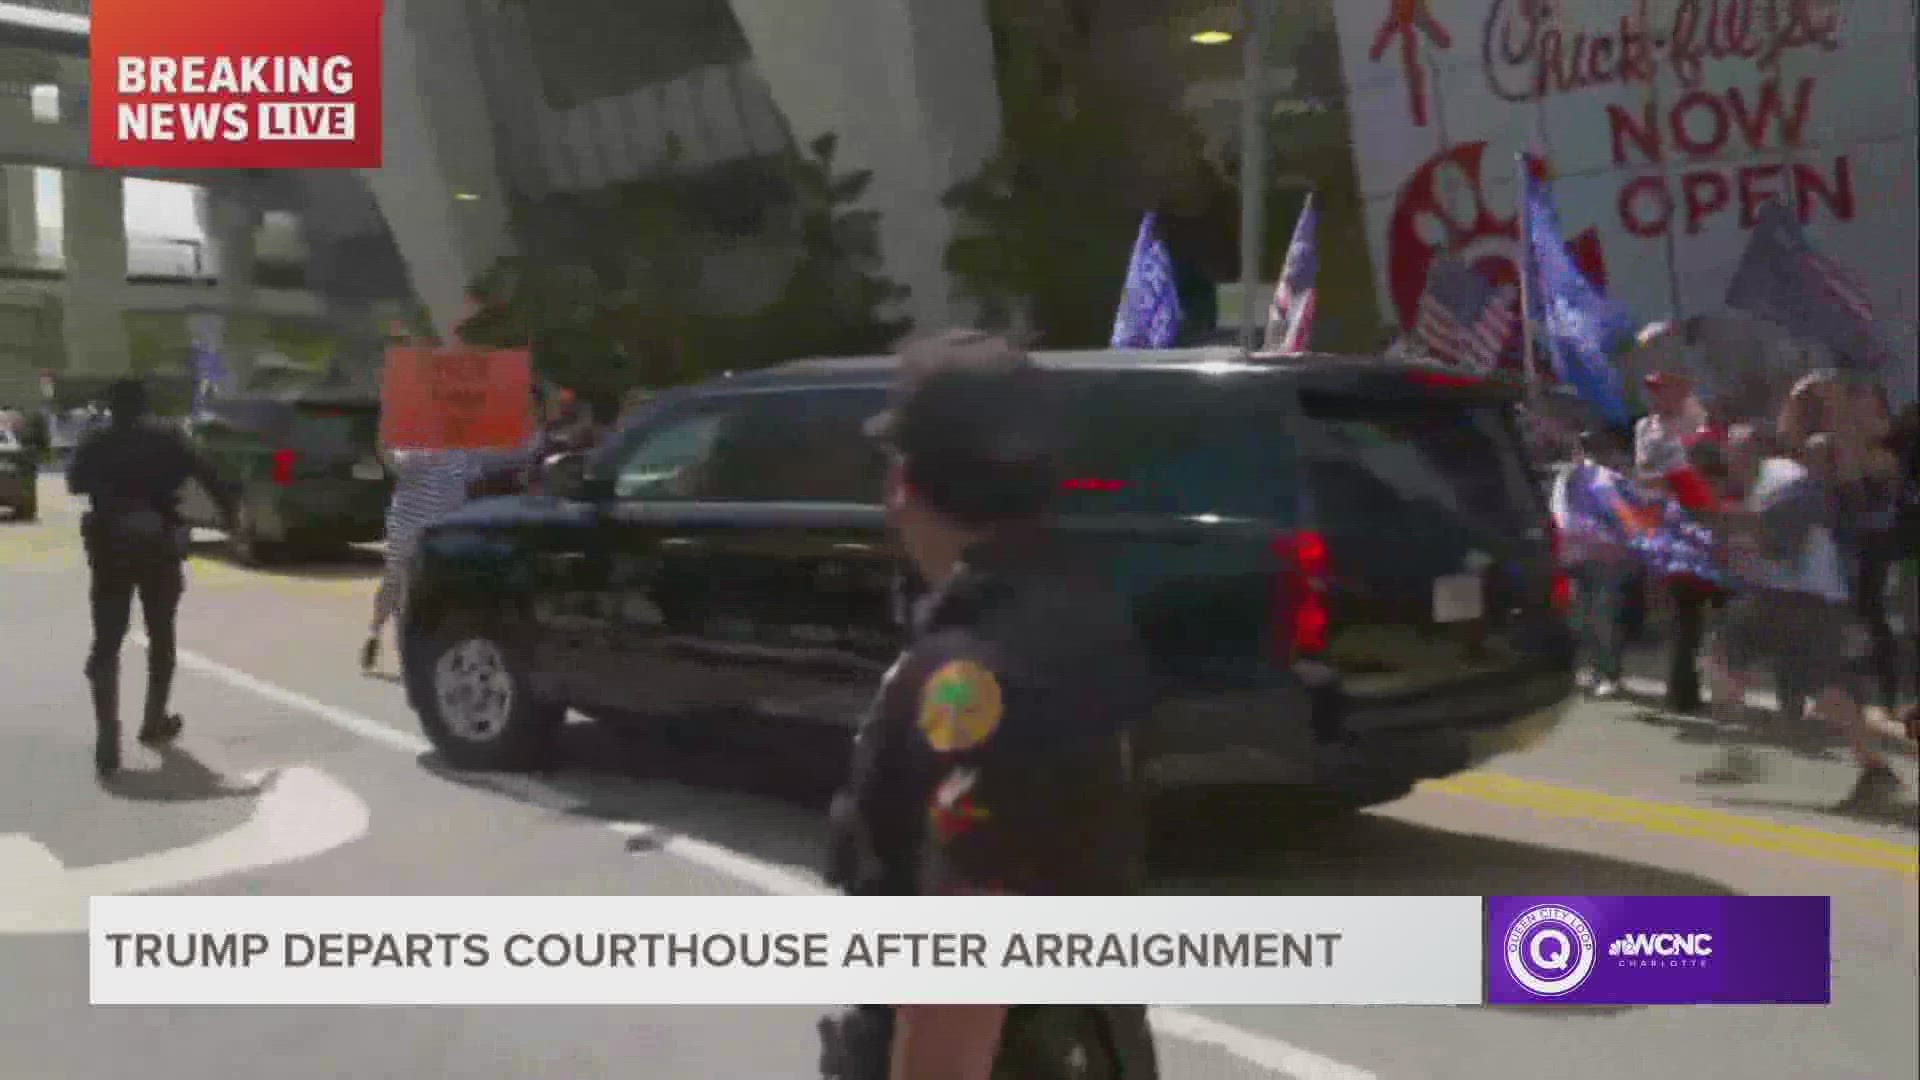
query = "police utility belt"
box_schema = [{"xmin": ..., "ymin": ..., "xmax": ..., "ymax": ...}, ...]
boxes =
[{"xmin": 83, "ymin": 508, "xmax": 190, "ymax": 560}]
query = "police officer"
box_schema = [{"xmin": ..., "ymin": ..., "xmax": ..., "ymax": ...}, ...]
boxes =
[
  {"xmin": 820, "ymin": 331, "xmax": 1159, "ymax": 1080},
  {"xmin": 67, "ymin": 378, "xmax": 233, "ymax": 778}
]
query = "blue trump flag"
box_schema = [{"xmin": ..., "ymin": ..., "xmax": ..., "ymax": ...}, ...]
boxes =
[
  {"xmin": 1521, "ymin": 160, "xmax": 1638, "ymax": 429},
  {"xmin": 1111, "ymin": 212, "xmax": 1182, "ymax": 349},
  {"xmin": 190, "ymin": 342, "xmax": 229, "ymax": 415}
]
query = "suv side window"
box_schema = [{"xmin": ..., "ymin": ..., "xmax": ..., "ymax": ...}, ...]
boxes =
[
  {"xmin": 610, "ymin": 386, "xmax": 887, "ymax": 504},
  {"xmin": 703, "ymin": 387, "xmax": 887, "ymax": 503},
  {"xmin": 612, "ymin": 399, "xmax": 738, "ymax": 501}
]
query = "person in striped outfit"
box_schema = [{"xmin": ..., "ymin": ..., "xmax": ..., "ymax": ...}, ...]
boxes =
[{"xmin": 361, "ymin": 445, "xmax": 528, "ymax": 671}]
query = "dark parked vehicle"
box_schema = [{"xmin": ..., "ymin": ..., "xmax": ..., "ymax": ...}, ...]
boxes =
[
  {"xmin": 399, "ymin": 350, "xmax": 1575, "ymax": 811},
  {"xmin": 178, "ymin": 391, "xmax": 392, "ymax": 564},
  {"xmin": 0, "ymin": 427, "xmax": 38, "ymax": 521}
]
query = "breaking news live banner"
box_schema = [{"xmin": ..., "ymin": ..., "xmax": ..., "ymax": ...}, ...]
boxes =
[{"xmin": 86, "ymin": 896, "xmax": 1830, "ymax": 1007}]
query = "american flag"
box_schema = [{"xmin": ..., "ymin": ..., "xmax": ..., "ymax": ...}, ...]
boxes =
[
  {"xmin": 1263, "ymin": 193, "xmax": 1319, "ymax": 354},
  {"xmin": 1726, "ymin": 200, "xmax": 1881, "ymax": 368},
  {"xmin": 1414, "ymin": 255, "xmax": 1518, "ymax": 370}
]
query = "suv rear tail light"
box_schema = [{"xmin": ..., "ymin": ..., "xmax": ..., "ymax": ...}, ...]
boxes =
[
  {"xmin": 1547, "ymin": 521, "xmax": 1572, "ymax": 612},
  {"xmin": 271, "ymin": 448, "xmax": 297, "ymax": 486},
  {"xmin": 1274, "ymin": 530, "xmax": 1330, "ymax": 658},
  {"xmin": 1409, "ymin": 370, "xmax": 1483, "ymax": 389}
]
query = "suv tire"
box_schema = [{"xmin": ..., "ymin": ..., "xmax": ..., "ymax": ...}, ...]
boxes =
[
  {"xmin": 227, "ymin": 504, "xmax": 282, "ymax": 566},
  {"xmin": 404, "ymin": 621, "xmax": 563, "ymax": 771}
]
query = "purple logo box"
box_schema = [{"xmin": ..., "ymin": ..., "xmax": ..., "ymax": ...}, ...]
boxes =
[{"xmin": 1486, "ymin": 896, "xmax": 1830, "ymax": 1005}]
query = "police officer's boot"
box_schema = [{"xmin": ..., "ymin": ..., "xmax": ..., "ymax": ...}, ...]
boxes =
[
  {"xmin": 86, "ymin": 657, "xmax": 120, "ymax": 778},
  {"xmin": 138, "ymin": 659, "xmax": 182, "ymax": 746}
]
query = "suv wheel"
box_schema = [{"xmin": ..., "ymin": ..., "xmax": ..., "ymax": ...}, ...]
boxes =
[
  {"xmin": 405, "ymin": 623, "xmax": 562, "ymax": 770},
  {"xmin": 227, "ymin": 505, "xmax": 281, "ymax": 566}
]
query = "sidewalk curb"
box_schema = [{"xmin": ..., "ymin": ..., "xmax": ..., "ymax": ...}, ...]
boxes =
[{"xmin": 1615, "ymin": 675, "xmax": 1919, "ymax": 760}]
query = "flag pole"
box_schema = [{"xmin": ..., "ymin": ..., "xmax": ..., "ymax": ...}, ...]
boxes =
[
  {"xmin": 1237, "ymin": 0, "xmax": 1269, "ymax": 353},
  {"xmin": 1516, "ymin": 156, "xmax": 1544, "ymax": 409}
]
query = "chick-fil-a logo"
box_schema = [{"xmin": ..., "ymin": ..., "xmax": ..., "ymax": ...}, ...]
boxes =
[
  {"xmin": 1483, "ymin": 0, "xmax": 1843, "ymax": 105},
  {"xmin": 1385, "ymin": 142, "xmax": 1608, "ymax": 352}
]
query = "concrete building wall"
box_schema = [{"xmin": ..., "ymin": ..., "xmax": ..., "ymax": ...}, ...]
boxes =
[
  {"xmin": 363, "ymin": 0, "xmax": 514, "ymax": 346},
  {"xmin": 58, "ymin": 168, "xmax": 128, "ymax": 375},
  {"xmin": 366, "ymin": 0, "xmax": 1005, "ymax": 338},
  {"xmin": 726, "ymin": 0, "xmax": 1002, "ymax": 330}
]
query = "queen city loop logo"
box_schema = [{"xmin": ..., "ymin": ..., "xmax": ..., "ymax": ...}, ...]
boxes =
[{"xmin": 1503, "ymin": 904, "xmax": 1597, "ymax": 997}]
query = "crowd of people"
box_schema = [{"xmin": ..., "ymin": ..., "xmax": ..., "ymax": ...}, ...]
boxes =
[{"xmin": 1552, "ymin": 366, "xmax": 1918, "ymax": 804}]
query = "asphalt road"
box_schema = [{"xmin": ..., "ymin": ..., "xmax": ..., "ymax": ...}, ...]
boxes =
[{"xmin": 3, "ymin": 476, "xmax": 1916, "ymax": 1080}]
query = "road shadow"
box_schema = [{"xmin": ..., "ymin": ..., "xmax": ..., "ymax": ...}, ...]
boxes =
[
  {"xmin": 101, "ymin": 744, "xmax": 266, "ymax": 803},
  {"xmin": 1713, "ymin": 791, "xmax": 1919, "ymax": 832},
  {"xmin": 1620, "ymin": 705, "xmax": 1844, "ymax": 765},
  {"xmin": 415, "ymin": 713, "xmax": 845, "ymax": 881},
  {"xmin": 1146, "ymin": 791, "xmax": 1737, "ymax": 900},
  {"xmin": 186, "ymin": 536, "xmax": 384, "ymax": 581},
  {"xmin": 412, "ymin": 715, "xmax": 1735, "ymax": 1027}
]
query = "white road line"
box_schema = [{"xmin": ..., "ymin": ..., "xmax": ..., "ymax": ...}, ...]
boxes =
[
  {"xmin": 2, "ymin": 767, "xmax": 370, "ymax": 935},
  {"xmin": 138, "ymin": 636, "xmax": 1379, "ymax": 1080}
]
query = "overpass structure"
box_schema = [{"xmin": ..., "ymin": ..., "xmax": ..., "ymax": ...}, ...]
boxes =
[
  {"xmin": 5, "ymin": 0, "xmax": 1012, "ymax": 395},
  {"xmin": 1, "ymin": 0, "xmax": 408, "ymax": 401}
]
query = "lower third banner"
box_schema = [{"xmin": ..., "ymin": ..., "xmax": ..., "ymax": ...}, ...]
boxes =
[{"xmin": 1486, "ymin": 896, "xmax": 1830, "ymax": 1005}]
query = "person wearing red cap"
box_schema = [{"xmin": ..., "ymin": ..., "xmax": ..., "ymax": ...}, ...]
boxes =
[
  {"xmin": 1633, "ymin": 371, "xmax": 1707, "ymax": 482},
  {"xmin": 1632, "ymin": 370, "xmax": 1729, "ymax": 712}
]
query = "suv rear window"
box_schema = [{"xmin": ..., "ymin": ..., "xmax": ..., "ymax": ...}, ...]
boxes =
[
  {"xmin": 1297, "ymin": 392, "xmax": 1537, "ymax": 542},
  {"xmin": 289, "ymin": 407, "xmax": 379, "ymax": 459},
  {"xmin": 1052, "ymin": 371, "xmax": 1296, "ymax": 521}
]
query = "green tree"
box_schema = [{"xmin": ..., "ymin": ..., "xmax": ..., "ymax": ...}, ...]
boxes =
[
  {"xmin": 460, "ymin": 134, "xmax": 909, "ymax": 397},
  {"xmin": 945, "ymin": 2, "xmax": 1384, "ymax": 352},
  {"xmin": 459, "ymin": 172, "xmax": 712, "ymax": 404},
  {"xmin": 942, "ymin": 0, "xmax": 1200, "ymax": 346},
  {"xmin": 753, "ymin": 134, "xmax": 912, "ymax": 362}
]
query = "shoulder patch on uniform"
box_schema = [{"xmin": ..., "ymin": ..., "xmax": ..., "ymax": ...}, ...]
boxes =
[{"xmin": 917, "ymin": 659, "xmax": 1003, "ymax": 753}]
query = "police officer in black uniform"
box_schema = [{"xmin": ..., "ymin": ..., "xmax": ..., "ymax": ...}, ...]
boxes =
[
  {"xmin": 820, "ymin": 331, "xmax": 1159, "ymax": 1080},
  {"xmin": 67, "ymin": 378, "xmax": 232, "ymax": 778}
]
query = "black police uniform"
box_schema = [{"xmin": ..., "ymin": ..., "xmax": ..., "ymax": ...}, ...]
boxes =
[
  {"xmin": 67, "ymin": 407, "xmax": 230, "ymax": 775},
  {"xmin": 819, "ymin": 331, "xmax": 1159, "ymax": 1079}
]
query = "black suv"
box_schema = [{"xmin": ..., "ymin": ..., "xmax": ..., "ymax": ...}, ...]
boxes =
[
  {"xmin": 0, "ymin": 425, "xmax": 38, "ymax": 521},
  {"xmin": 177, "ymin": 391, "xmax": 392, "ymax": 563},
  {"xmin": 400, "ymin": 350, "xmax": 1574, "ymax": 810}
]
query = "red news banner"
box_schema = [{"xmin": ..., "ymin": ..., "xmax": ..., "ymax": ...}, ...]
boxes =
[{"xmin": 89, "ymin": 0, "xmax": 383, "ymax": 169}]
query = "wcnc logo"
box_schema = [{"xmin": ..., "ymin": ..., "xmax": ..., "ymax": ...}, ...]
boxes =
[{"xmin": 1606, "ymin": 931, "xmax": 1714, "ymax": 968}]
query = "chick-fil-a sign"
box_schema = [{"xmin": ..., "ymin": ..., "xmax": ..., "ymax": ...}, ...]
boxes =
[
  {"xmin": 1334, "ymin": 0, "xmax": 1912, "ymax": 370},
  {"xmin": 1485, "ymin": 0, "xmax": 1854, "ymax": 242},
  {"xmin": 1483, "ymin": 0, "xmax": 1843, "ymax": 102}
]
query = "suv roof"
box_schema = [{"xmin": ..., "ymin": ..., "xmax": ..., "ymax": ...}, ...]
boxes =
[
  {"xmin": 207, "ymin": 389, "xmax": 381, "ymax": 409},
  {"xmin": 737, "ymin": 348, "xmax": 1517, "ymax": 389}
]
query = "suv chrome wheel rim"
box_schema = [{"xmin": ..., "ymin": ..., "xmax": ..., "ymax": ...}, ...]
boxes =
[{"xmin": 434, "ymin": 638, "xmax": 513, "ymax": 742}]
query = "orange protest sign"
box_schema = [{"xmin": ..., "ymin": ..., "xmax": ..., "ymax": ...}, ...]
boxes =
[{"xmin": 379, "ymin": 346, "xmax": 534, "ymax": 449}]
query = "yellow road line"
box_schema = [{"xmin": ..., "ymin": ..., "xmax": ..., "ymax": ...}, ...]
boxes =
[{"xmin": 1425, "ymin": 771, "xmax": 1918, "ymax": 877}]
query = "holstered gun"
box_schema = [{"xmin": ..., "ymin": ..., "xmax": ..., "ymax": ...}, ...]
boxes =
[{"xmin": 817, "ymin": 1005, "xmax": 892, "ymax": 1080}]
